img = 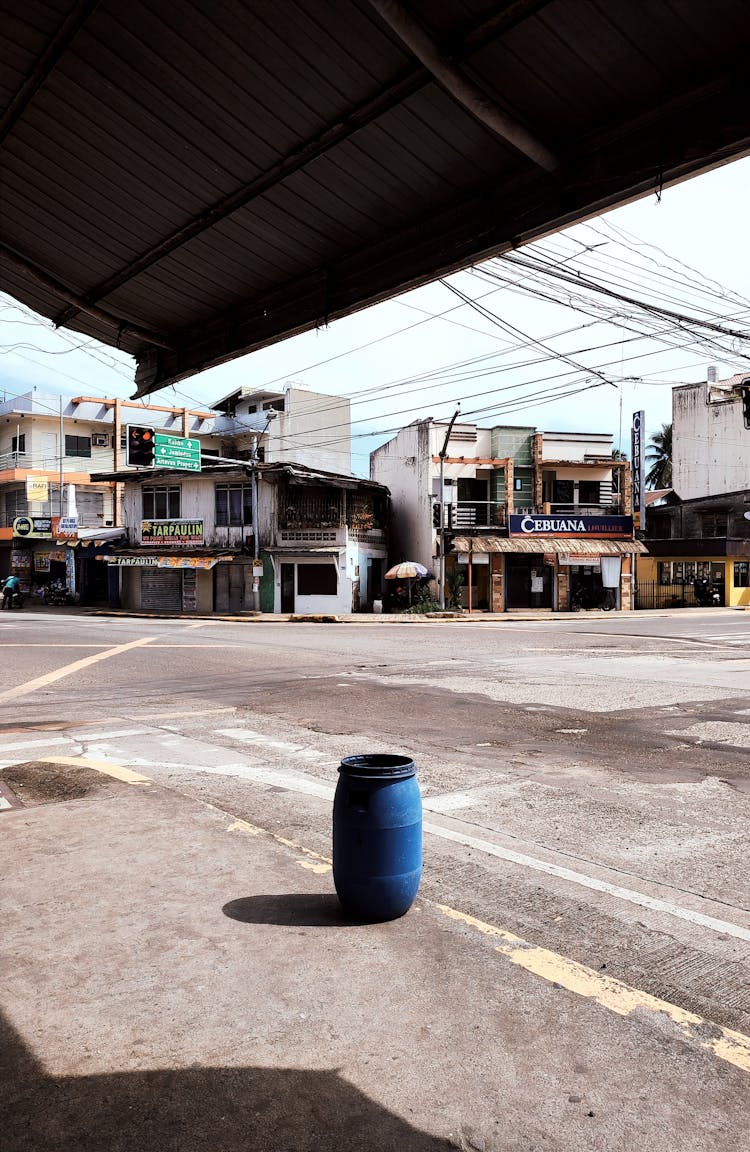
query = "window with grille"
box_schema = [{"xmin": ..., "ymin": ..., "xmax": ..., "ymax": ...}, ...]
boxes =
[
  {"xmin": 279, "ymin": 486, "xmax": 341, "ymax": 529},
  {"xmin": 143, "ymin": 486, "xmax": 181, "ymax": 519},
  {"xmin": 215, "ymin": 484, "xmax": 252, "ymax": 527},
  {"xmin": 735, "ymin": 562, "xmax": 750, "ymax": 588},
  {"xmin": 4, "ymin": 488, "xmax": 28, "ymax": 520},
  {"xmin": 65, "ymin": 435, "xmax": 91, "ymax": 458}
]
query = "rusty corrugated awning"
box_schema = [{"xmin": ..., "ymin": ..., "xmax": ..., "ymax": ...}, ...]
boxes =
[{"xmin": 453, "ymin": 537, "xmax": 647, "ymax": 555}]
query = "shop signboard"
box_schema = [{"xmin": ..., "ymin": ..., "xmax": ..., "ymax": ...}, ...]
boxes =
[
  {"xmin": 106, "ymin": 554, "xmax": 220, "ymax": 569},
  {"xmin": 12, "ymin": 516, "xmax": 52, "ymax": 539},
  {"xmin": 52, "ymin": 515, "xmax": 78, "ymax": 539},
  {"xmin": 106, "ymin": 556, "xmax": 160, "ymax": 566},
  {"xmin": 508, "ymin": 514, "xmax": 633, "ymax": 538},
  {"xmin": 25, "ymin": 476, "xmax": 49, "ymax": 501},
  {"xmin": 559, "ymin": 555, "xmax": 601, "ymax": 569},
  {"xmin": 141, "ymin": 520, "xmax": 204, "ymax": 546}
]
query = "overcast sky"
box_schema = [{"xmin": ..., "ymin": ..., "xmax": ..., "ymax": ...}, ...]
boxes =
[{"xmin": 2, "ymin": 156, "xmax": 748, "ymax": 477}]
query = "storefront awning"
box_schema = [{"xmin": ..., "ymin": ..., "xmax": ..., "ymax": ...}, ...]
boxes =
[
  {"xmin": 77, "ymin": 527, "xmax": 127, "ymax": 541},
  {"xmin": 452, "ymin": 536, "xmax": 647, "ymax": 555}
]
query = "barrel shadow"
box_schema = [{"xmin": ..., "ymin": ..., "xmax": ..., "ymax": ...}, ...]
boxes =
[{"xmin": 222, "ymin": 893, "xmax": 378, "ymax": 927}]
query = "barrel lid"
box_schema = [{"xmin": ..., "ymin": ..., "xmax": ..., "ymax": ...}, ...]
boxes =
[{"xmin": 339, "ymin": 754, "xmax": 416, "ymax": 779}]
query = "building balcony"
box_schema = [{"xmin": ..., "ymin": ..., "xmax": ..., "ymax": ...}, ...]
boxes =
[
  {"xmin": 274, "ymin": 524, "xmax": 385, "ymax": 548},
  {"xmin": 0, "ymin": 450, "xmax": 117, "ymax": 475},
  {"xmin": 275, "ymin": 526, "xmax": 347, "ymax": 547},
  {"xmin": 451, "ymin": 501, "xmax": 506, "ymax": 530}
]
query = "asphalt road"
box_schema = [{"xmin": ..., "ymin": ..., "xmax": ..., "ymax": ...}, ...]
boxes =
[{"xmin": 2, "ymin": 606, "xmax": 750, "ymax": 1148}]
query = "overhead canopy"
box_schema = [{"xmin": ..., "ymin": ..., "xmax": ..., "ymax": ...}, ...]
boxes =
[
  {"xmin": 453, "ymin": 536, "xmax": 647, "ymax": 554},
  {"xmin": 3, "ymin": 1, "xmax": 750, "ymax": 397}
]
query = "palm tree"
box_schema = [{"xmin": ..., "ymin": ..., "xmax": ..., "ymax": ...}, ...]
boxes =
[{"xmin": 645, "ymin": 423, "xmax": 672, "ymax": 489}]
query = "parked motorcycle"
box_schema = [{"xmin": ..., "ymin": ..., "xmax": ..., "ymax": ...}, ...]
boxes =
[
  {"xmin": 694, "ymin": 578, "xmax": 721, "ymax": 607},
  {"xmin": 45, "ymin": 580, "xmax": 74, "ymax": 606}
]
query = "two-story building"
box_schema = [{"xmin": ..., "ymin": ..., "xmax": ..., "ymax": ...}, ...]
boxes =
[
  {"xmin": 92, "ymin": 459, "xmax": 389, "ymax": 615},
  {"xmin": 0, "ymin": 390, "xmax": 213, "ymax": 602},
  {"xmin": 371, "ymin": 419, "xmax": 643, "ymax": 611}
]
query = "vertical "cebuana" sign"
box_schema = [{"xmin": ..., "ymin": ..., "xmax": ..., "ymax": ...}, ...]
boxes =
[{"xmin": 631, "ymin": 411, "xmax": 645, "ymax": 530}]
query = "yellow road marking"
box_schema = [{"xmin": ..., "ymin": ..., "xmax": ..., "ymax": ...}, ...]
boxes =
[
  {"xmin": 37, "ymin": 755, "xmax": 152, "ymax": 785},
  {"xmin": 227, "ymin": 818, "xmax": 332, "ymax": 873},
  {"xmin": 227, "ymin": 818, "xmax": 263, "ymax": 836},
  {"xmin": 437, "ymin": 904, "xmax": 750, "ymax": 1075},
  {"xmin": 0, "ymin": 637, "xmax": 156, "ymax": 704}
]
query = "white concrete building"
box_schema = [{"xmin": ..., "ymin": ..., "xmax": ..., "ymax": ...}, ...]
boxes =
[
  {"xmin": 672, "ymin": 372, "xmax": 750, "ymax": 500},
  {"xmin": 210, "ymin": 383, "xmax": 351, "ymax": 474}
]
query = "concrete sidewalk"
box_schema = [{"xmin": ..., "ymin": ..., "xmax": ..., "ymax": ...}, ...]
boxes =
[
  {"xmin": 35, "ymin": 604, "xmax": 738, "ymax": 622},
  {"xmin": 2, "ymin": 770, "xmax": 748, "ymax": 1150}
]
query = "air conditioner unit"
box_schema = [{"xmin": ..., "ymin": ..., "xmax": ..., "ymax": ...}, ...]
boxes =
[{"xmin": 92, "ymin": 433, "xmax": 110, "ymax": 447}]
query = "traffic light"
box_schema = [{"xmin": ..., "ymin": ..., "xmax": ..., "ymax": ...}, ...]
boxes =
[
  {"xmin": 126, "ymin": 425, "xmax": 155, "ymax": 467},
  {"xmin": 432, "ymin": 502, "xmax": 442, "ymax": 528},
  {"xmin": 741, "ymin": 381, "xmax": 750, "ymax": 429}
]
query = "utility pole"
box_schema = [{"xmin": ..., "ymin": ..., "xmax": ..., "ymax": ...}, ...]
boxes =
[
  {"xmin": 59, "ymin": 395, "xmax": 64, "ymax": 515},
  {"xmin": 438, "ymin": 408, "xmax": 460, "ymax": 609}
]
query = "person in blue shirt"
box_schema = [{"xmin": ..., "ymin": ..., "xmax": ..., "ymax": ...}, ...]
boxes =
[{"xmin": 2, "ymin": 574, "xmax": 20, "ymax": 609}]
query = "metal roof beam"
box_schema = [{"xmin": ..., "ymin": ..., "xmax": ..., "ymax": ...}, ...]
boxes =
[
  {"xmin": 0, "ymin": 242, "xmax": 176, "ymax": 351},
  {"xmin": 0, "ymin": 0, "xmax": 101, "ymax": 145},
  {"xmin": 51, "ymin": 0, "xmax": 552, "ymax": 331},
  {"xmin": 367, "ymin": 0, "xmax": 558, "ymax": 171},
  {"xmin": 131, "ymin": 65, "xmax": 750, "ymax": 397}
]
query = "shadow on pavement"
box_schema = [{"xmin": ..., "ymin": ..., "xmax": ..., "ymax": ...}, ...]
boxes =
[
  {"xmin": 222, "ymin": 893, "xmax": 375, "ymax": 927},
  {"xmin": 2, "ymin": 1012, "xmax": 453, "ymax": 1151}
]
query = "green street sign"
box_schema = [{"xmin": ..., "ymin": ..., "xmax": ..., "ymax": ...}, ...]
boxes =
[{"xmin": 153, "ymin": 433, "xmax": 202, "ymax": 472}]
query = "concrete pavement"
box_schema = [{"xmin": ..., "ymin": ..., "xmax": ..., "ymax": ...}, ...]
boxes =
[{"xmin": 3, "ymin": 763, "xmax": 749, "ymax": 1151}]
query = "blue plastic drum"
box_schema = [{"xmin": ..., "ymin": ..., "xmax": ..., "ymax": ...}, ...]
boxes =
[{"xmin": 333, "ymin": 753, "xmax": 422, "ymax": 921}]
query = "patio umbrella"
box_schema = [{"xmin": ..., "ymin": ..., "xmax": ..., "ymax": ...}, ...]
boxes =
[
  {"xmin": 384, "ymin": 562, "xmax": 431, "ymax": 606},
  {"xmin": 384, "ymin": 562, "xmax": 430, "ymax": 580}
]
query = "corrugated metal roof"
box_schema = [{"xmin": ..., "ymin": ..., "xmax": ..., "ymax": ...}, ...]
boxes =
[
  {"xmin": 453, "ymin": 536, "xmax": 646, "ymax": 554},
  {"xmin": 2, "ymin": 0, "xmax": 750, "ymax": 396}
]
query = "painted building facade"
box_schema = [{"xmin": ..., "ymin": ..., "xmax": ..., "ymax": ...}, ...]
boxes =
[
  {"xmin": 672, "ymin": 373, "xmax": 750, "ymax": 500},
  {"xmin": 97, "ymin": 461, "xmax": 388, "ymax": 615},
  {"xmin": 371, "ymin": 419, "xmax": 643, "ymax": 611}
]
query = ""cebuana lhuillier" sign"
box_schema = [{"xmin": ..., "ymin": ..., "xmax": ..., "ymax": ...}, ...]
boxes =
[
  {"xmin": 508, "ymin": 514, "xmax": 633, "ymax": 538},
  {"xmin": 141, "ymin": 520, "xmax": 204, "ymax": 545}
]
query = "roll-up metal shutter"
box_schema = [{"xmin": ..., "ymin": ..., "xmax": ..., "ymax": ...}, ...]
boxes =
[
  {"xmin": 141, "ymin": 568, "xmax": 182, "ymax": 610},
  {"xmin": 76, "ymin": 489, "xmax": 105, "ymax": 527}
]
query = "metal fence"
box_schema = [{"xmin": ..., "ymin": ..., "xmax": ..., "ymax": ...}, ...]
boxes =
[{"xmin": 634, "ymin": 581, "xmax": 724, "ymax": 610}]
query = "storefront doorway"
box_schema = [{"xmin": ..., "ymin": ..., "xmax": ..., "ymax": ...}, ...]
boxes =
[
  {"xmin": 280, "ymin": 564, "xmax": 295, "ymax": 613},
  {"xmin": 505, "ymin": 554, "xmax": 553, "ymax": 609}
]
